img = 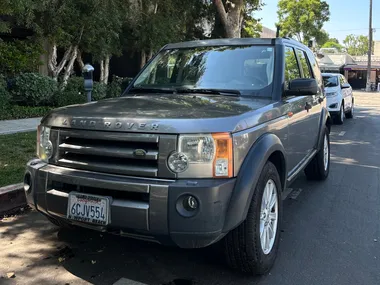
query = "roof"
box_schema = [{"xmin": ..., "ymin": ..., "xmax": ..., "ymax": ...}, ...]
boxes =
[{"xmin": 163, "ymin": 37, "xmax": 309, "ymax": 50}]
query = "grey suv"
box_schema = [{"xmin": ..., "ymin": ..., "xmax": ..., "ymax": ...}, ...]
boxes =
[{"xmin": 24, "ymin": 38, "xmax": 332, "ymax": 274}]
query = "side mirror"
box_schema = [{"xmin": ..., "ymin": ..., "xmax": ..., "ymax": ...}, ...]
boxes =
[
  {"xmin": 341, "ymin": 83, "xmax": 351, "ymax": 89},
  {"xmin": 285, "ymin": 78, "xmax": 318, "ymax": 96}
]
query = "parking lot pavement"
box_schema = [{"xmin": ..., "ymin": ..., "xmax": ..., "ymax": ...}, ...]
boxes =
[{"xmin": 1, "ymin": 92, "xmax": 380, "ymax": 285}]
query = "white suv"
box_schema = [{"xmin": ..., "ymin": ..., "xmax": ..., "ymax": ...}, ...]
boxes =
[{"xmin": 322, "ymin": 73, "xmax": 354, "ymax": 124}]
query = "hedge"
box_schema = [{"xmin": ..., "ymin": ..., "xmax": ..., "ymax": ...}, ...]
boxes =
[{"xmin": 0, "ymin": 73, "xmax": 133, "ymax": 120}]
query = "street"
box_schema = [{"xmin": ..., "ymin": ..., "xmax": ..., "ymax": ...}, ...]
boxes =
[{"xmin": 1, "ymin": 91, "xmax": 380, "ymax": 285}]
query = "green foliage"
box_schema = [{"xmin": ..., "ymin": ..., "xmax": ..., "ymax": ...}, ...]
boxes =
[
  {"xmin": 277, "ymin": 0, "xmax": 330, "ymax": 43},
  {"xmin": 54, "ymin": 76, "xmax": 86, "ymax": 107},
  {"xmin": 241, "ymin": 17, "xmax": 263, "ymax": 38},
  {"xmin": 92, "ymin": 82, "xmax": 108, "ymax": 101},
  {"xmin": 343, "ymin": 34, "xmax": 371, "ymax": 56},
  {"xmin": 0, "ymin": 105, "xmax": 53, "ymax": 120},
  {"xmin": 106, "ymin": 76, "xmax": 133, "ymax": 98},
  {"xmin": 10, "ymin": 73, "xmax": 58, "ymax": 106},
  {"xmin": 0, "ymin": 40, "xmax": 44, "ymax": 76},
  {"xmin": 0, "ymin": 75, "xmax": 11, "ymax": 113},
  {"xmin": 315, "ymin": 30, "xmax": 329, "ymax": 46},
  {"xmin": 322, "ymin": 41, "xmax": 344, "ymax": 52}
]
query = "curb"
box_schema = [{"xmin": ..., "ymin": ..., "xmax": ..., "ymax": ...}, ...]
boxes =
[{"xmin": 0, "ymin": 183, "xmax": 26, "ymax": 216}]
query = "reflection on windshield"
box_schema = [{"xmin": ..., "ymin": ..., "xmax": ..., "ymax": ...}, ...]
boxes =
[
  {"xmin": 133, "ymin": 45, "xmax": 275, "ymax": 96},
  {"xmin": 323, "ymin": 76, "xmax": 338, "ymax": 87}
]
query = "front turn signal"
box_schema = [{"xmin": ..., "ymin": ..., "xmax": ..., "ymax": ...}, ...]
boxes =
[{"xmin": 212, "ymin": 133, "xmax": 233, "ymax": 178}]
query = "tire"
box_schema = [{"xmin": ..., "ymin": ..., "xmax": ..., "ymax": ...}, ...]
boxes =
[
  {"xmin": 335, "ymin": 103, "xmax": 344, "ymax": 125},
  {"xmin": 224, "ymin": 161, "xmax": 282, "ymax": 275},
  {"xmin": 304, "ymin": 127, "xmax": 330, "ymax": 181},
  {"xmin": 345, "ymin": 99, "xmax": 354, "ymax": 119}
]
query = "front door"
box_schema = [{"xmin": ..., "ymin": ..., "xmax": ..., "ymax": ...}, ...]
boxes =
[{"xmin": 282, "ymin": 46, "xmax": 318, "ymax": 175}]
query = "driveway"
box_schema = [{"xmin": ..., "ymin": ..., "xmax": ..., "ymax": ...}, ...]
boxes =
[{"xmin": 1, "ymin": 92, "xmax": 380, "ymax": 285}]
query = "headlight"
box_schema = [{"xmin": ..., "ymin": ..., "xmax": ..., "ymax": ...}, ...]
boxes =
[
  {"xmin": 37, "ymin": 125, "xmax": 53, "ymax": 162},
  {"xmin": 168, "ymin": 133, "xmax": 233, "ymax": 178},
  {"xmin": 326, "ymin": 92, "xmax": 338, "ymax": 97}
]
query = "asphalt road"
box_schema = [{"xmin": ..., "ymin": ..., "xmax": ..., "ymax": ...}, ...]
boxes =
[{"xmin": 1, "ymin": 92, "xmax": 380, "ymax": 285}]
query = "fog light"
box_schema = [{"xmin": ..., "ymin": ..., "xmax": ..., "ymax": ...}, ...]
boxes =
[
  {"xmin": 183, "ymin": 195, "xmax": 198, "ymax": 211},
  {"xmin": 24, "ymin": 172, "xmax": 32, "ymax": 193}
]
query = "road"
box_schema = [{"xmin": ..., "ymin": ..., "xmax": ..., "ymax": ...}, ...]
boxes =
[{"xmin": 1, "ymin": 92, "xmax": 380, "ymax": 285}]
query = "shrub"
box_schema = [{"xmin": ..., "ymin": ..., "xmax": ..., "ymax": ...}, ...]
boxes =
[
  {"xmin": 93, "ymin": 82, "xmax": 108, "ymax": 101},
  {"xmin": 10, "ymin": 73, "xmax": 58, "ymax": 106},
  {"xmin": 106, "ymin": 76, "xmax": 134, "ymax": 98},
  {"xmin": 54, "ymin": 76, "xmax": 86, "ymax": 107},
  {"xmin": 0, "ymin": 75, "xmax": 11, "ymax": 114},
  {"xmin": 0, "ymin": 40, "xmax": 44, "ymax": 77},
  {"xmin": 0, "ymin": 106, "xmax": 53, "ymax": 120}
]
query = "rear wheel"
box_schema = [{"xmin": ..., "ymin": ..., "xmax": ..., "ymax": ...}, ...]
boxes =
[
  {"xmin": 224, "ymin": 161, "xmax": 282, "ymax": 275},
  {"xmin": 304, "ymin": 127, "xmax": 330, "ymax": 180}
]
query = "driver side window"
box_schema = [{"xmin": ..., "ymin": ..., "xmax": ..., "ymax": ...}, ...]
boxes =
[{"xmin": 284, "ymin": 47, "xmax": 301, "ymax": 90}]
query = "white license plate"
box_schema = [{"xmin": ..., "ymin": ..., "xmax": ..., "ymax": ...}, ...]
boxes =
[{"xmin": 67, "ymin": 192, "xmax": 111, "ymax": 225}]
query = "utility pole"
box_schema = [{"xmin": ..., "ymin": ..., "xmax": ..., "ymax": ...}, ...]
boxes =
[{"xmin": 366, "ymin": 0, "xmax": 373, "ymax": 92}]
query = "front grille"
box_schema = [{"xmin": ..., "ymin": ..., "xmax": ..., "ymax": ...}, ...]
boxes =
[
  {"xmin": 51, "ymin": 181, "xmax": 149, "ymax": 202},
  {"xmin": 52, "ymin": 129, "xmax": 176, "ymax": 178}
]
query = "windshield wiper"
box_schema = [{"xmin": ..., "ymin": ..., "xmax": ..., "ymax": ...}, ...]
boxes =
[
  {"xmin": 129, "ymin": 87, "xmax": 175, "ymax": 93},
  {"xmin": 175, "ymin": 88, "xmax": 241, "ymax": 96}
]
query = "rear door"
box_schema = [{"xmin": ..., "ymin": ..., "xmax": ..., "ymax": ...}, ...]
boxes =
[
  {"xmin": 295, "ymin": 48, "xmax": 323, "ymax": 150},
  {"xmin": 283, "ymin": 46, "xmax": 316, "ymax": 174}
]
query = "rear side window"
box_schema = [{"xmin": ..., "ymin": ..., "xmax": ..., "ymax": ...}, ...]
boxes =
[
  {"xmin": 306, "ymin": 50, "xmax": 322, "ymax": 85},
  {"xmin": 296, "ymin": 49, "xmax": 313, "ymax": 78},
  {"xmin": 284, "ymin": 47, "xmax": 301, "ymax": 89}
]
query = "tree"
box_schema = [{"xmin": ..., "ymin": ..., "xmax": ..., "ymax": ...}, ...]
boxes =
[
  {"xmin": 315, "ymin": 30, "xmax": 329, "ymax": 46},
  {"xmin": 277, "ymin": 0, "xmax": 330, "ymax": 43},
  {"xmin": 343, "ymin": 34, "xmax": 372, "ymax": 56},
  {"xmin": 322, "ymin": 41, "xmax": 344, "ymax": 52},
  {"xmin": 213, "ymin": 0, "xmax": 262, "ymax": 38}
]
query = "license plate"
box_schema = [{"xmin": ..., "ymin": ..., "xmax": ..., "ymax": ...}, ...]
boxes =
[{"xmin": 67, "ymin": 192, "xmax": 111, "ymax": 225}]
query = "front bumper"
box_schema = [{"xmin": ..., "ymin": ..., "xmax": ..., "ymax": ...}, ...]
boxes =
[
  {"xmin": 326, "ymin": 96, "xmax": 341, "ymax": 114},
  {"xmin": 25, "ymin": 159, "xmax": 236, "ymax": 248}
]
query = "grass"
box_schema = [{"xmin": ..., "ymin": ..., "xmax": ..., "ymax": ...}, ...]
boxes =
[{"xmin": 0, "ymin": 131, "xmax": 36, "ymax": 187}]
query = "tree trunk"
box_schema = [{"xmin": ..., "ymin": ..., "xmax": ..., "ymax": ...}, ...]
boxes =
[
  {"xmin": 48, "ymin": 43, "xmax": 73, "ymax": 80},
  {"xmin": 140, "ymin": 50, "xmax": 147, "ymax": 70},
  {"xmin": 76, "ymin": 50, "xmax": 85, "ymax": 71},
  {"xmin": 213, "ymin": 0, "xmax": 244, "ymax": 38},
  {"xmin": 99, "ymin": 55, "xmax": 111, "ymax": 84},
  {"xmin": 62, "ymin": 46, "xmax": 78, "ymax": 86},
  {"xmin": 147, "ymin": 49, "xmax": 154, "ymax": 62}
]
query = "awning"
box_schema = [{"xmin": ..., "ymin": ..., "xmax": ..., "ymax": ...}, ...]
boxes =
[{"xmin": 344, "ymin": 64, "xmax": 380, "ymax": 70}]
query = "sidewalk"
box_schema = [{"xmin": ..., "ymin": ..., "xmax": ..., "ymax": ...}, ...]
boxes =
[{"xmin": 0, "ymin": 117, "xmax": 41, "ymax": 135}]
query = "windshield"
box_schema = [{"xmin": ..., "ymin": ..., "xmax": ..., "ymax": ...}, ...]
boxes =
[
  {"xmin": 132, "ymin": 45, "xmax": 275, "ymax": 97},
  {"xmin": 323, "ymin": 76, "xmax": 339, "ymax": 87}
]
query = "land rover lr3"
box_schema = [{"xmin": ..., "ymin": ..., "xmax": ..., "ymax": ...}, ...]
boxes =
[{"xmin": 24, "ymin": 38, "xmax": 332, "ymax": 274}]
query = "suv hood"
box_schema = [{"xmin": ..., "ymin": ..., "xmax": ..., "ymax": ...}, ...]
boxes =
[{"xmin": 42, "ymin": 94, "xmax": 276, "ymax": 133}]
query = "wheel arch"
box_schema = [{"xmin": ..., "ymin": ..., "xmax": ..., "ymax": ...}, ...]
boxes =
[{"xmin": 223, "ymin": 133, "xmax": 286, "ymax": 232}]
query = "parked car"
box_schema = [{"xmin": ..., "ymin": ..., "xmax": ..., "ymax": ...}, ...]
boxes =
[
  {"xmin": 24, "ymin": 38, "xmax": 332, "ymax": 275},
  {"xmin": 322, "ymin": 73, "xmax": 354, "ymax": 124}
]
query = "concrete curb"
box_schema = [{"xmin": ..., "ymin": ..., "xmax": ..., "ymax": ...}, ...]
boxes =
[{"xmin": 0, "ymin": 183, "xmax": 26, "ymax": 216}]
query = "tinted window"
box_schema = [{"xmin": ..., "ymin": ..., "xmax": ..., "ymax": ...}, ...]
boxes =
[
  {"xmin": 323, "ymin": 76, "xmax": 339, "ymax": 87},
  {"xmin": 133, "ymin": 45, "xmax": 275, "ymax": 96},
  {"xmin": 284, "ymin": 47, "xmax": 301, "ymax": 89},
  {"xmin": 296, "ymin": 49, "xmax": 312, "ymax": 78}
]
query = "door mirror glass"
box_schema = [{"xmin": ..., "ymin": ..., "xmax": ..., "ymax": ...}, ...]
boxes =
[{"xmin": 285, "ymin": 78, "xmax": 318, "ymax": 96}]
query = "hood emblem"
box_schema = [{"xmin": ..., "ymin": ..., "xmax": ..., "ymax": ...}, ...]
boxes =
[{"xmin": 133, "ymin": 149, "xmax": 147, "ymax": 157}]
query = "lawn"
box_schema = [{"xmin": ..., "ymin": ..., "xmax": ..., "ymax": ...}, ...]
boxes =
[{"xmin": 0, "ymin": 131, "xmax": 37, "ymax": 187}]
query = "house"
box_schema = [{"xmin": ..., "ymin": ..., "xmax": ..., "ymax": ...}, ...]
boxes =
[{"xmin": 344, "ymin": 56, "xmax": 380, "ymax": 89}]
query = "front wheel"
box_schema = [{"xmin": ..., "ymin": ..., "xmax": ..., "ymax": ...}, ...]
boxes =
[
  {"xmin": 335, "ymin": 104, "xmax": 344, "ymax": 125},
  {"xmin": 304, "ymin": 127, "xmax": 330, "ymax": 180},
  {"xmin": 345, "ymin": 100, "xmax": 354, "ymax": 119},
  {"xmin": 223, "ymin": 161, "xmax": 282, "ymax": 275}
]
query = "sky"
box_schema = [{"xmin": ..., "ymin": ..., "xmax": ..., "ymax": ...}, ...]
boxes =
[{"xmin": 256, "ymin": 0, "xmax": 380, "ymax": 43}]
